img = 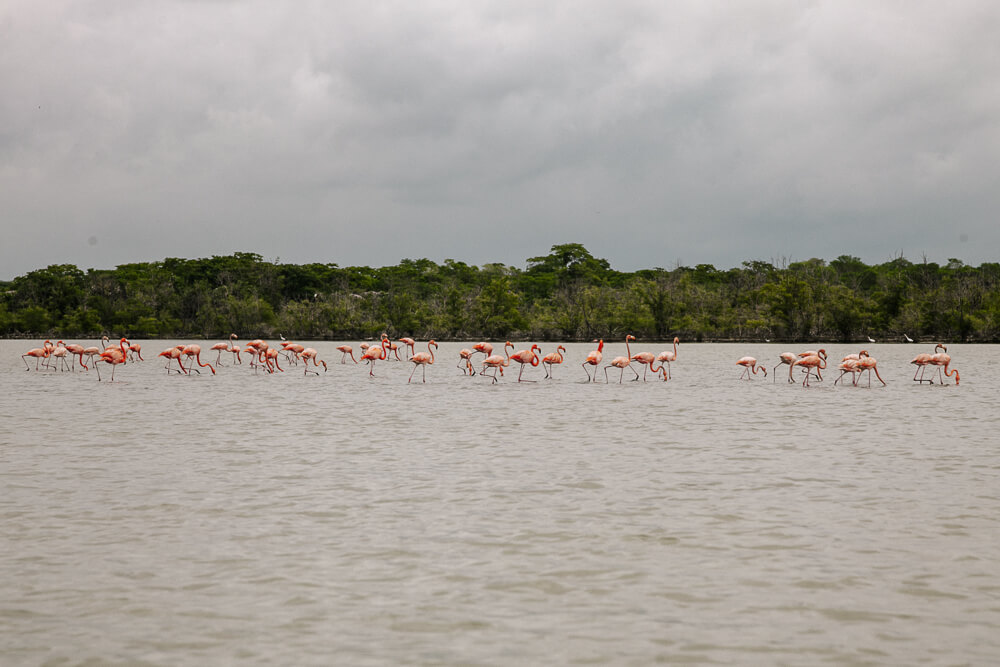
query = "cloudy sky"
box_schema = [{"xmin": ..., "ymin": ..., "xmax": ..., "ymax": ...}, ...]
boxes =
[{"xmin": 2, "ymin": 1, "xmax": 999, "ymax": 279}]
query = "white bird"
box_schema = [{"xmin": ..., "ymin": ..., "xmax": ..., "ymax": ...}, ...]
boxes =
[
  {"xmin": 903, "ymin": 333, "xmax": 914, "ymax": 343},
  {"xmin": 279, "ymin": 333, "xmax": 287, "ymax": 341},
  {"xmin": 867, "ymin": 336, "xmax": 875, "ymax": 343}
]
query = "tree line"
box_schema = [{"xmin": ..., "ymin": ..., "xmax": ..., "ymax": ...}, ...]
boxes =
[{"xmin": 2, "ymin": 244, "xmax": 998, "ymax": 342}]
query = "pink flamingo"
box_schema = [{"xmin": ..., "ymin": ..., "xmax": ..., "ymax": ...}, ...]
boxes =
[
  {"xmin": 180, "ymin": 344, "xmax": 217, "ymax": 375},
  {"xmin": 300, "ymin": 348, "xmax": 327, "ymax": 375},
  {"xmin": 471, "ymin": 342, "xmax": 494, "ymax": 365},
  {"xmin": 630, "ymin": 339, "xmax": 659, "ymax": 382},
  {"xmin": 655, "ymin": 337, "xmax": 680, "ymax": 380},
  {"xmin": 834, "ymin": 357, "xmax": 861, "ymax": 385},
  {"xmin": 381, "ymin": 334, "xmax": 402, "ymax": 361},
  {"xmin": 773, "ymin": 352, "xmax": 798, "ymax": 383},
  {"xmin": 210, "ymin": 334, "xmax": 238, "ymax": 366},
  {"xmin": 95, "ymin": 337, "xmax": 130, "ymax": 381},
  {"xmin": 582, "ymin": 339, "xmax": 604, "ymax": 382},
  {"xmin": 797, "ymin": 350, "xmax": 827, "ymax": 381},
  {"xmin": 127, "ymin": 341, "xmax": 144, "ymax": 361},
  {"xmin": 911, "ymin": 344, "xmax": 945, "ymax": 383},
  {"xmin": 736, "ymin": 356, "xmax": 767, "ymax": 380},
  {"xmin": 360, "ymin": 338, "xmax": 388, "ymax": 376},
  {"xmin": 604, "ymin": 335, "xmax": 639, "ymax": 383},
  {"xmin": 481, "ymin": 341, "xmax": 512, "ymax": 384},
  {"xmin": 542, "ymin": 345, "xmax": 566, "ymax": 378},
  {"xmin": 263, "ymin": 347, "xmax": 284, "ymax": 373},
  {"xmin": 509, "ymin": 343, "xmax": 541, "ymax": 382},
  {"xmin": 928, "ymin": 347, "xmax": 960, "ymax": 385},
  {"xmin": 158, "ymin": 346, "xmax": 187, "ymax": 374},
  {"xmin": 399, "ymin": 337, "xmax": 416, "ymax": 360},
  {"xmin": 337, "ymin": 345, "xmax": 357, "ymax": 364},
  {"xmin": 790, "ymin": 349, "xmax": 826, "ymax": 387},
  {"xmin": 856, "ymin": 352, "xmax": 886, "ymax": 387},
  {"xmin": 62, "ymin": 342, "xmax": 88, "ymax": 370},
  {"xmin": 50, "ymin": 341, "xmax": 71, "ymax": 371},
  {"xmin": 408, "ymin": 340, "xmax": 438, "ymax": 383},
  {"xmin": 457, "ymin": 348, "xmax": 476, "ymax": 375},
  {"xmin": 21, "ymin": 343, "xmax": 50, "ymax": 371},
  {"xmin": 282, "ymin": 342, "xmax": 305, "ymax": 365}
]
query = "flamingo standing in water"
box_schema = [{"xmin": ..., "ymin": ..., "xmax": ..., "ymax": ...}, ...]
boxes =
[
  {"xmin": 408, "ymin": 340, "xmax": 438, "ymax": 383},
  {"xmin": 63, "ymin": 342, "xmax": 88, "ymax": 370},
  {"xmin": 834, "ymin": 352, "xmax": 864, "ymax": 386},
  {"xmin": 21, "ymin": 343, "xmax": 50, "ymax": 371},
  {"xmin": 797, "ymin": 350, "xmax": 827, "ymax": 381},
  {"xmin": 605, "ymin": 335, "xmax": 639, "ymax": 383},
  {"xmin": 928, "ymin": 347, "xmax": 960, "ymax": 385},
  {"xmin": 481, "ymin": 342, "xmax": 512, "ymax": 384},
  {"xmin": 457, "ymin": 348, "xmax": 476, "ymax": 375},
  {"xmin": 856, "ymin": 352, "xmax": 887, "ymax": 387},
  {"xmin": 736, "ymin": 357, "xmax": 767, "ymax": 380},
  {"xmin": 262, "ymin": 347, "xmax": 284, "ymax": 373},
  {"xmin": 380, "ymin": 334, "xmax": 402, "ymax": 361},
  {"xmin": 158, "ymin": 346, "xmax": 187, "ymax": 374},
  {"xmin": 95, "ymin": 337, "xmax": 130, "ymax": 381},
  {"xmin": 180, "ymin": 344, "xmax": 216, "ymax": 375},
  {"xmin": 582, "ymin": 340, "xmax": 603, "ymax": 382},
  {"xmin": 470, "ymin": 342, "xmax": 493, "ymax": 365},
  {"xmin": 209, "ymin": 334, "xmax": 238, "ymax": 366},
  {"xmin": 655, "ymin": 337, "xmax": 680, "ymax": 380},
  {"xmin": 790, "ymin": 349, "xmax": 826, "ymax": 387},
  {"xmin": 336, "ymin": 345, "xmax": 357, "ymax": 364},
  {"xmin": 127, "ymin": 341, "xmax": 144, "ymax": 361},
  {"xmin": 911, "ymin": 344, "xmax": 945, "ymax": 383},
  {"xmin": 510, "ymin": 343, "xmax": 541, "ymax": 382},
  {"xmin": 360, "ymin": 338, "xmax": 388, "ymax": 376},
  {"xmin": 300, "ymin": 348, "xmax": 327, "ymax": 375},
  {"xmin": 542, "ymin": 345, "xmax": 566, "ymax": 378},
  {"xmin": 50, "ymin": 341, "xmax": 71, "ymax": 371},
  {"xmin": 773, "ymin": 352, "xmax": 798, "ymax": 383},
  {"xmin": 399, "ymin": 337, "xmax": 416, "ymax": 360}
]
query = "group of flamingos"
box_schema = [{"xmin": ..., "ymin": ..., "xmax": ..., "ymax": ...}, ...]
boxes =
[
  {"xmin": 21, "ymin": 334, "xmax": 959, "ymax": 386},
  {"xmin": 736, "ymin": 342, "xmax": 959, "ymax": 387}
]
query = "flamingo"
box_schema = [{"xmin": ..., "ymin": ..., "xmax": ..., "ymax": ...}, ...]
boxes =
[
  {"xmin": 399, "ymin": 337, "xmax": 416, "ymax": 360},
  {"xmin": 408, "ymin": 340, "xmax": 438, "ymax": 383},
  {"xmin": 928, "ymin": 348, "xmax": 960, "ymax": 385},
  {"xmin": 300, "ymin": 348, "xmax": 327, "ymax": 375},
  {"xmin": 630, "ymin": 344, "xmax": 658, "ymax": 382},
  {"xmin": 262, "ymin": 347, "xmax": 284, "ymax": 373},
  {"xmin": 582, "ymin": 339, "xmax": 603, "ymax": 382},
  {"xmin": 50, "ymin": 341, "xmax": 71, "ymax": 371},
  {"xmin": 509, "ymin": 343, "xmax": 541, "ymax": 382},
  {"xmin": 481, "ymin": 341, "xmax": 512, "ymax": 384},
  {"xmin": 797, "ymin": 349, "xmax": 828, "ymax": 382},
  {"xmin": 281, "ymin": 342, "xmax": 305, "ymax": 365},
  {"xmin": 471, "ymin": 342, "xmax": 494, "ymax": 365},
  {"xmin": 834, "ymin": 357, "xmax": 861, "ymax": 386},
  {"xmin": 457, "ymin": 348, "xmax": 476, "ymax": 375},
  {"xmin": 605, "ymin": 335, "xmax": 639, "ymax": 383},
  {"xmin": 380, "ymin": 334, "xmax": 402, "ymax": 361},
  {"xmin": 773, "ymin": 352, "xmax": 798, "ymax": 383},
  {"xmin": 360, "ymin": 338, "xmax": 388, "ymax": 376},
  {"xmin": 95, "ymin": 337, "xmax": 130, "ymax": 381},
  {"xmin": 21, "ymin": 344, "xmax": 50, "ymax": 371},
  {"xmin": 127, "ymin": 341, "xmax": 144, "ymax": 361},
  {"xmin": 180, "ymin": 344, "xmax": 217, "ymax": 375},
  {"xmin": 736, "ymin": 356, "xmax": 767, "ymax": 380},
  {"xmin": 209, "ymin": 334, "xmax": 238, "ymax": 366},
  {"xmin": 856, "ymin": 352, "xmax": 887, "ymax": 387},
  {"xmin": 790, "ymin": 349, "xmax": 826, "ymax": 387},
  {"xmin": 911, "ymin": 344, "xmax": 945, "ymax": 383},
  {"xmin": 80, "ymin": 340, "xmax": 103, "ymax": 370},
  {"xmin": 542, "ymin": 345, "xmax": 566, "ymax": 379},
  {"xmin": 158, "ymin": 346, "xmax": 187, "ymax": 374},
  {"xmin": 336, "ymin": 345, "xmax": 357, "ymax": 364},
  {"xmin": 63, "ymin": 342, "xmax": 87, "ymax": 370},
  {"xmin": 654, "ymin": 337, "xmax": 680, "ymax": 380}
]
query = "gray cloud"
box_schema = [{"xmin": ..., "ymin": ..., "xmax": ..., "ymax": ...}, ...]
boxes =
[{"xmin": 2, "ymin": 1, "xmax": 999, "ymax": 279}]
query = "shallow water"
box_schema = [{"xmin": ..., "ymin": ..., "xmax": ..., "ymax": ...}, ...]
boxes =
[{"xmin": 2, "ymin": 339, "xmax": 998, "ymax": 665}]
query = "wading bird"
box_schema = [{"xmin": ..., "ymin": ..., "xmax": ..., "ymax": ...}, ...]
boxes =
[
  {"xmin": 408, "ymin": 340, "xmax": 438, "ymax": 383},
  {"xmin": 736, "ymin": 356, "xmax": 767, "ymax": 380},
  {"xmin": 542, "ymin": 345, "xmax": 566, "ymax": 379}
]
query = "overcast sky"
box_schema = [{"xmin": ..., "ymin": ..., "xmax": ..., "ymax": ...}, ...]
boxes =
[{"xmin": 2, "ymin": 1, "xmax": 999, "ymax": 279}]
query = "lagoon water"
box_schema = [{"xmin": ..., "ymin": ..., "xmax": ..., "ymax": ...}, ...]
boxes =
[{"xmin": 2, "ymin": 339, "xmax": 999, "ymax": 665}]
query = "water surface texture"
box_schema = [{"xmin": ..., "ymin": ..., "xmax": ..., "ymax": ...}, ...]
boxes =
[{"xmin": 2, "ymin": 340, "xmax": 998, "ymax": 665}]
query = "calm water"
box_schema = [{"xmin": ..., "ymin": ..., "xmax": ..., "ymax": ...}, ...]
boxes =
[{"xmin": 2, "ymin": 339, "xmax": 999, "ymax": 665}]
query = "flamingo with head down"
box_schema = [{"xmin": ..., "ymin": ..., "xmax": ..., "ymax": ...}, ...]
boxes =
[
  {"xmin": 928, "ymin": 347, "xmax": 960, "ymax": 385},
  {"xmin": 337, "ymin": 345, "xmax": 357, "ymax": 364},
  {"xmin": 911, "ymin": 344, "xmax": 946, "ymax": 383},
  {"xmin": 736, "ymin": 356, "xmax": 767, "ymax": 380},
  {"xmin": 457, "ymin": 348, "xmax": 476, "ymax": 375},
  {"xmin": 300, "ymin": 348, "xmax": 327, "ymax": 375}
]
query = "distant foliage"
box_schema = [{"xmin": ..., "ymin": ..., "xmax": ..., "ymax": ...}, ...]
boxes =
[{"xmin": 2, "ymin": 247, "xmax": 998, "ymax": 342}]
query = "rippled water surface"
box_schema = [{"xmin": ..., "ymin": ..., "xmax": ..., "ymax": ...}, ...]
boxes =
[{"xmin": 3, "ymin": 340, "xmax": 999, "ymax": 665}]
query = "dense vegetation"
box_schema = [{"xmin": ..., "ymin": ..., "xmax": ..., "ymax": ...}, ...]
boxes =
[{"xmin": 2, "ymin": 244, "xmax": 999, "ymax": 342}]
